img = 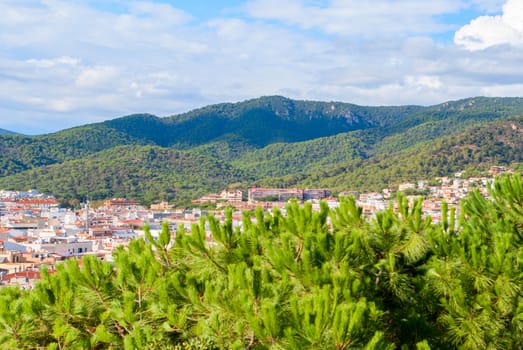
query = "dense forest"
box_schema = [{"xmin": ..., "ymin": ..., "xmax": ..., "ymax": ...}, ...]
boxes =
[
  {"xmin": 1, "ymin": 96, "xmax": 523, "ymax": 204},
  {"xmin": 1, "ymin": 174, "xmax": 522, "ymax": 349}
]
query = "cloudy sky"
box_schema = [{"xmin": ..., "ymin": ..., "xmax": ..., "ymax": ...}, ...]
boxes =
[{"xmin": 1, "ymin": 0, "xmax": 523, "ymax": 134}]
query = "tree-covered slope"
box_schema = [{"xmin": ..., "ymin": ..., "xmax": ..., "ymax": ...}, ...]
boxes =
[
  {"xmin": 293, "ymin": 115, "xmax": 523, "ymax": 192},
  {"xmin": 3, "ymin": 115, "xmax": 522, "ymax": 204},
  {"xmin": 232, "ymin": 130, "xmax": 372, "ymax": 179},
  {"xmin": 0, "ymin": 96, "xmax": 416, "ymax": 177},
  {"xmin": 370, "ymin": 98, "xmax": 523, "ymax": 155},
  {"xmin": 0, "ymin": 124, "xmax": 153, "ymax": 177},
  {"xmin": 0, "ymin": 145, "xmax": 247, "ymax": 204},
  {"xmin": 163, "ymin": 96, "xmax": 523, "ymax": 149},
  {"xmin": 164, "ymin": 95, "xmax": 424, "ymax": 147},
  {"xmin": 229, "ymin": 99, "xmax": 523, "ymax": 184},
  {"xmin": 2, "ymin": 96, "xmax": 523, "ymax": 203}
]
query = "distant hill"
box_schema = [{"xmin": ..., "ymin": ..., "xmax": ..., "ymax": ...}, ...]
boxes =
[
  {"xmin": 0, "ymin": 145, "xmax": 248, "ymax": 204},
  {"xmin": 291, "ymin": 115, "xmax": 523, "ymax": 192},
  {"xmin": 0, "ymin": 124, "xmax": 152, "ymax": 177},
  {"xmin": 1, "ymin": 96, "xmax": 523, "ymax": 204},
  {"xmin": 101, "ymin": 96, "xmax": 426, "ymax": 148},
  {"xmin": 0, "ymin": 128, "xmax": 17, "ymax": 135}
]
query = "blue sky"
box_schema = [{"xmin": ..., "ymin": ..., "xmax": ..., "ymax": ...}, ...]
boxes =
[{"xmin": 1, "ymin": 0, "xmax": 522, "ymax": 135}]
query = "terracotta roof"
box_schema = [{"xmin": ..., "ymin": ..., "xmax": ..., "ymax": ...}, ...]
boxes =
[
  {"xmin": 120, "ymin": 219, "xmax": 144, "ymax": 225},
  {"xmin": 2, "ymin": 271, "xmax": 41, "ymax": 281},
  {"xmin": 16, "ymin": 199, "xmax": 59, "ymax": 205}
]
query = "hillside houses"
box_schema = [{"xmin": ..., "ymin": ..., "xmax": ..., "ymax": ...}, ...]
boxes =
[
  {"xmin": 193, "ymin": 189, "xmax": 243, "ymax": 205},
  {"xmin": 248, "ymin": 187, "xmax": 330, "ymax": 202}
]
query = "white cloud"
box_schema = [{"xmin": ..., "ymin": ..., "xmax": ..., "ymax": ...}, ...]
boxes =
[
  {"xmin": 481, "ymin": 83, "xmax": 523, "ymax": 96},
  {"xmin": 244, "ymin": 0, "xmax": 461, "ymax": 36},
  {"xmin": 26, "ymin": 96, "xmax": 74, "ymax": 112},
  {"xmin": 47, "ymin": 99, "xmax": 75, "ymax": 112},
  {"xmin": 455, "ymin": 0, "xmax": 523, "ymax": 50},
  {"xmin": 26, "ymin": 56, "xmax": 81, "ymax": 68},
  {"xmin": 405, "ymin": 75, "xmax": 444, "ymax": 90},
  {"xmin": 75, "ymin": 66, "xmax": 117, "ymax": 89}
]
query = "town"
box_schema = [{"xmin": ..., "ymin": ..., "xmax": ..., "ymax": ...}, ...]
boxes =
[{"xmin": 0, "ymin": 166, "xmax": 512, "ymax": 289}]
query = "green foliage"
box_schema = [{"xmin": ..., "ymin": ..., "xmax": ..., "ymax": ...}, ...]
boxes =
[
  {"xmin": 232, "ymin": 131, "xmax": 370, "ymax": 179},
  {"xmin": 2, "ymin": 174, "xmax": 523, "ymax": 348},
  {"xmin": 423, "ymin": 174, "xmax": 523, "ymax": 349},
  {"xmin": 0, "ymin": 145, "xmax": 246, "ymax": 205},
  {"xmin": 2, "ymin": 97, "xmax": 523, "ymax": 204},
  {"xmin": 297, "ymin": 115, "xmax": 523, "ymax": 192}
]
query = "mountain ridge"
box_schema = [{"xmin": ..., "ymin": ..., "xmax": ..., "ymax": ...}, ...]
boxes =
[{"xmin": 1, "ymin": 95, "xmax": 523, "ymax": 204}]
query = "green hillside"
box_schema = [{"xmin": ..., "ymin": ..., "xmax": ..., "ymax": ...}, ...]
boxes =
[
  {"xmin": 232, "ymin": 130, "xmax": 371, "ymax": 179},
  {"xmin": 0, "ymin": 124, "xmax": 151, "ymax": 177},
  {"xmin": 0, "ymin": 96, "xmax": 417, "ymax": 176},
  {"xmin": 1, "ymin": 96, "xmax": 523, "ymax": 204},
  {"xmin": 165, "ymin": 95, "xmax": 422, "ymax": 147},
  {"xmin": 295, "ymin": 115, "xmax": 523, "ymax": 192},
  {"xmin": 0, "ymin": 145, "xmax": 246, "ymax": 205}
]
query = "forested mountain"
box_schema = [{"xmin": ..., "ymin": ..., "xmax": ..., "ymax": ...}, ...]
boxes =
[
  {"xmin": 1, "ymin": 96, "xmax": 523, "ymax": 204},
  {"xmin": 163, "ymin": 96, "xmax": 421, "ymax": 147},
  {"xmin": 0, "ymin": 96, "xmax": 415, "ymax": 176}
]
